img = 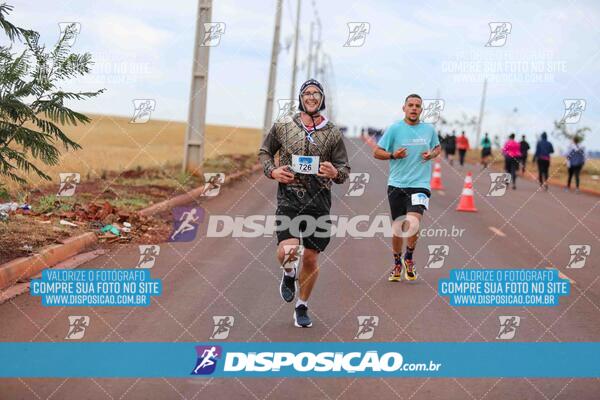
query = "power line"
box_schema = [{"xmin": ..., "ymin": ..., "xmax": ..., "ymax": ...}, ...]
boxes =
[
  {"xmin": 263, "ymin": 0, "xmax": 283, "ymax": 137},
  {"xmin": 285, "ymin": 0, "xmax": 296, "ymax": 29},
  {"xmin": 289, "ymin": 0, "xmax": 301, "ymax": 100}
]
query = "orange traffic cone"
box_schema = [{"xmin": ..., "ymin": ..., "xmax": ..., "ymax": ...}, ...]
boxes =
[
  {"xmin": 456, "ymin": 172, "xmax": 477, "ymax": 212},
  {"xmin": 430, "ymin": 161, "xmax": 444, "ymax": 190}
]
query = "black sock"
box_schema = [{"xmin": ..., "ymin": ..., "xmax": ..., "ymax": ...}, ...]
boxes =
[
  {"xmin": 404, "ymin": 246, "xmax": 415, "ymax": 261},
  {"xmin": 394, "ymin": 253, "xmax": 402, "ymax": 266}
]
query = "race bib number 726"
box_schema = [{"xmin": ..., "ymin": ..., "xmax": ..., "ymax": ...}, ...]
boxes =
[{"xmin": 292, "ymin": 155, "xmax": 320, "ymax": 174}]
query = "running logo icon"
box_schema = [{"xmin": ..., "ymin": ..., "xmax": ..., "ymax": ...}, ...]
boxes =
[
  {"xmin": 421, "ymin": 99, "xmax": 445, "ymax": 123},
  {"xmin": 487, "ymin": 173, "xmax": 511, "ymax": 196},
  {"xmin": 354, "ymin": 316, "xmax": 379, "ymax": 340},
  {"xmin": 210, "ymin": 316, "xmax": 234, "ymax": 340},
  {"xmin": 344, "ymin": 22, "xmax": 370, "ymax": 47},
  {"xmin": 560, "ymin": 99, "xmax": 586, "ymax": 124},
  {"xmin": 202, "ymin": 173, "xmax": 225, "ymax": 197},
  {"xmin": 130, "ymin": 99, "xmax": 156, "ymax": 124},
  {"xmin": 58, "ymin": 22, "xmax": 81, "ymax": 46},
  {"xmin": 485, "ymin": 22, "xmax": 512, "ymax": 47},
  {"xmin": 65, "ymin": 316, "xmax": 89, "ymax": 340},
  {"xmin": 276, "ymin": 99, "xmax": 298, "ymax": 123},
  {"xmin": 496, "ymin": 316, "xmax": 520, "ymax": 340},
  {"xmin": 57, "ymin": 173, "xmax": 80, "ymax": 197},
  {"xmin": 192, "ymin": 345, "xmax": 222, "ymax": 375},
  {"xmin": 282, "ymin": 245, "xmax": 304, "ymax": 270},
  {"xmin": 169, "ymin": 207, "xmax": 204, "ymax": 242},
  {"xmin": 425, "ymin": 245, "xmax": 449, "ymax": 269},
  {"xmin": 566, "ymin": 245, "xmax": 590, "ymax": 269},
  {"xmin": 136, "ymin": 245, "xmax": 160, "ymax": 269},
  {"xmin": 346, "ymin": 173, "xmax": 370, "ymax": 197},
  {"xmin": 202, "ymin": 22, "xmax": 226, "ymax": 46}
]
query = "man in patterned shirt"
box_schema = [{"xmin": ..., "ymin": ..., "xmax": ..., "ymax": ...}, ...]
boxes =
[{"xmin": 258, "ymin": 79, "xmax": 350, "ymax": 328}]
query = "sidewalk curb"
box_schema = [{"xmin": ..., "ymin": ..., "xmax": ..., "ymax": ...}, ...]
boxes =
[
  {"xmin": 0, "ymin": 249, "xmax": 106, "ymax": 304},
  {"xmin": 0, "ymin": 163, "xmax": 262, "ymax": 291},
  {"xmin": 0, "ymin": 232, "xmax": 97, "ymax": 290},
  {"xmin": 139, "ymin": 164, "xmax": 262, "ymax": 216}
]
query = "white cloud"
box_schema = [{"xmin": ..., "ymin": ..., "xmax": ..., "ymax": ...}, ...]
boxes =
[
  {"xmin": 6, "ymin": 0, "xmax": 600, "ymax": 149},
  {"xmin": 86, "ymin": 14, "xmax": 174, "ymax": 54}
]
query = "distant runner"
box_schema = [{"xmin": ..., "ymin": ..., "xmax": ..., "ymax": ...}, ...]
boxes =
[
  {"xmin": 457, "ymin": 131, "xmax": 470, "ymax": 167},
  {"xmin": 445, "ymin": 131, "xmax": 457, "ymax": 166},
  {"xmin": 480, "ymin": 132, "xmax": 492, "ymax": 169},
  {"xmin": 564, "ymin": 135, "xmax": 585, "ymax": 193},
  {"xmin": 533, "ymin": 132, "xmax": 554, "ymax": 191},
  {"xmin": 519, "ymin": 135, "xmax": 530, "ymax": 173},
  {"xmin": 502, "ymin": 133, "xmax": 521, "ymax": 190}
]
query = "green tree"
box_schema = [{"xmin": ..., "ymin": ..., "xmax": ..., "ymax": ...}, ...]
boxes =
[
  {"xmin": 0, "ymin": 3, "xmax": 104, "ymax": 185},
  {"xmin": 552, "ymin": 120, "xmax": 590, "ymax": 143}
]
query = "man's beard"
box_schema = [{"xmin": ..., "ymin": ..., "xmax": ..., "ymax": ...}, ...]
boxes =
[{"xmin": 303, "ymin": 105, "xmax": 320, "ymax": 116}]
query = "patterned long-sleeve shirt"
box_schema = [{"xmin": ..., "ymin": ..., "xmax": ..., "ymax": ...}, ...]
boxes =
[{"xmin": 258, "ymin": 113, "xmax": 350, "ymax": 215}]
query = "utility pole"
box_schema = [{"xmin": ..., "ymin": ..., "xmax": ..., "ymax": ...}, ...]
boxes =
[
  {"xmin": 262, "ymin": 0, "xmax": 283, "ymax": 137},
  {"xmin": 324, "ymin": 54, "xmax": 335, "ymax": 122},
  {"xmin": 290, "ymin": 0, "xmax": 301, "ymax": 100},
  {"xmin": 183, "ymin": 0, "xmax": 212, "ymax": 174},
  {"xmin": 475, "ymin": 78, "xmax": 487, "ymax": 149},
  {"xmin": 314, "ymin": 41, "xmax": 320, "ymax": 81},
  {"xmin": 307, "ymin": 21, "xmax": 314, "ymax": 78},
  {"xmin": 313, "ymin": 21, "xmax": 321, "ymax": 81}
]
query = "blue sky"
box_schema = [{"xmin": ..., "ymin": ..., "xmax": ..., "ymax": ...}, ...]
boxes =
[{"xmin": 8, "ymin": 0, "xmax": 600, "ymax": 151}]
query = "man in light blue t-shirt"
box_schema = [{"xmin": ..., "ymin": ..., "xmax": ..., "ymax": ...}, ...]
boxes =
[{"xmin": 374, "ymin": 94, "xmax": 441, "ymax": 282}]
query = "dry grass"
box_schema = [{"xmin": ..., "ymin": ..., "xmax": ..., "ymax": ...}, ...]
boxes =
[
  {"xmin": 0, "ymin": 213, "xmax": 88, "ymax": 264},
  {"xmin": 463, "ymin": 150, "xmax": 600, "ymax": 192},
  {"xmin": 1, "ymin": 114, "xmax": 262, "ymax": 194}
]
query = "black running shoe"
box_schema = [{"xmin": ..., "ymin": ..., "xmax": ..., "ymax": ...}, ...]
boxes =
[
  {"xmin": 294, "ymin": 304, "xmax": 312, "ymax": 328},
  {"xmin": 279, "ymin": 269, "xmax": 296, "ymax": 303}
]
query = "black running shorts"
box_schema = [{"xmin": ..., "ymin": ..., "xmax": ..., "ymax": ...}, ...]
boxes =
[
  {"xmin": 275, "ymin": 208, "xmax": 331, "ymax": 252},
  {"xmin": 387, "ymin": 186, "xmax": 431, "ymax": 220}
]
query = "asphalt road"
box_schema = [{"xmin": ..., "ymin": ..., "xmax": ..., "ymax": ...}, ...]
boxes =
[{"xmin": 1, "ymin": 138, "xmax": 599, "ymax": 399}]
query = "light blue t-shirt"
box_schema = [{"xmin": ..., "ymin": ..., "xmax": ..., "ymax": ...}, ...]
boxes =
[{"xmin": 377, "ymin": 120, "xmax": 440, "ymax": 190}]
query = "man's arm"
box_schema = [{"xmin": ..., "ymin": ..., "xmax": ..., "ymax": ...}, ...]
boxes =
[
  {"xmin": 374, "ymin": 146, "xmax": 408, "ymax": 160},
  {"xmin": 258, "ymin": 124, "xmax": 281, "ymax": 179},
  {"xmin": 421, "ymin": 127, "xmax": 442, "ymax": 161},
  {"xmin": 330, "ymin": 136, "xmax": 351, "ymax": 184},
  {"xmin": 373, "ymin": 125, "xmax": 399, "ymax": 160},
  {"xmin": 374, "ymin": 146, "xmax": 394, "ymax": 160},
  {"xmin": 422, "ymin": 144, "xmax": 442, "ymax": 161}
]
